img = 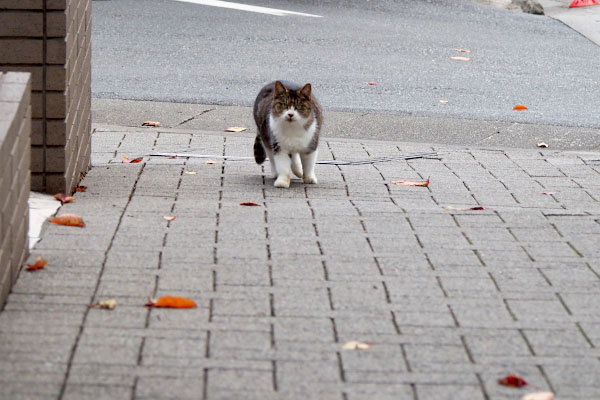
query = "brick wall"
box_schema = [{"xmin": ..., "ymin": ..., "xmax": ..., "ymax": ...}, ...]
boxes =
[
  {"xmin": 0, "ymin": 0, "xmax": 91, "ymax": 194},
  {"xmin": 0, "ymin": 72, "xmax": 31, "ymax": 309}
]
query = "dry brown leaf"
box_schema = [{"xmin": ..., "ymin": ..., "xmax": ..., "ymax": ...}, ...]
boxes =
[
  {"xmin": 50, "ymin": 213, "xmax": 86, "ymax": 227},
  {"xmin": 521, "ymin": 392, "xmax": 554, "ymax": 400},
  {"xmin": 146, "ymin": 296, "xmax": 197, "ymax": 308},
  {"xmin": 225, "ymin": 126, "xmax": 247, "ymax": 132},
  {"xmin": 439, "ymin": 100, "xmax": 449, "ymax": 104},
  {"xmin": 163, "ymin": 216, "xmax": 176, "ymax": 221},
  {"xmin": 537, "ymin": 142, "xmax": 549, "ymax": 148},
  {"xmin": 142, "ymin": 121, "xmax": 160, "ymax": 127},
  {"xmin": 53, "ymin": 193, "xmax": 76, "ymax": 205},
  {"xmin": 89, "ymin": 299, "xmax": 117, "ymax": 310},
  {"xmin": 122, "ymin": 156, "xmax": 143, "ymax": 163},
  {"xmin": 451, "ymin": 56, "xmax": 471, "ymax": 61},
  {"xmin": 342, "ymin": 340, "xmax": 371, "ymax": 350},
  {"xmin": 454, "ymin": 48, "xmax": 472, "ymax": 53},
  {"xmin": 26, "ymin": 256, "xmax": 48, "ymax": 271},
  {"xmin": 204, "ymin": 160, "xmax": 217, "ymax": 165},
  {"xmin": 391, "ymin": 178, "xmax": 430, "ymax": 187},
  {"xmin": 240, "ymin": 202, "xmax": 261, "ymax": 207}
]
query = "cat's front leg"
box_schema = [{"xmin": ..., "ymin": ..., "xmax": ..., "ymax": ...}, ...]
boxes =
[
  {"xmin": 301, "ymin": 150, "xmax": 318, "ymax": 184},
  {"xmin": 272, "ymin": 152, "xmax": 292, "ymax": 188},
  {"xmin": 265, "ymin": 148, "xmax": 278, "ymax": 178}
]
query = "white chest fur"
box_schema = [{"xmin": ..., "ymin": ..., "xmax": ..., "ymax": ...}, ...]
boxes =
[{"xmin": 269, "ymin": 114, "xmax": 316, "ymax": 153}]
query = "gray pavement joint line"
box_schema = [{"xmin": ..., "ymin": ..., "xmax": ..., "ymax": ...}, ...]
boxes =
[
  {"xmin": 174, "ymin": 107, "xmax": 216, "ymax": 127},
  {"xmin": 57, "ymin": 163, "xmax": 146, "ymax": 400}
]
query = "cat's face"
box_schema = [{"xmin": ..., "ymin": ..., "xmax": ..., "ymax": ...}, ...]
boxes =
[{"xmin": 272, "ymin": 81, "xmax": 312, "ymax": 124}]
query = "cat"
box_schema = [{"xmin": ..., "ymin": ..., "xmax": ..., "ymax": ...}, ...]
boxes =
[{"xmin": 253, "ymin": 80, "xmax": 323, "ymax": 188}]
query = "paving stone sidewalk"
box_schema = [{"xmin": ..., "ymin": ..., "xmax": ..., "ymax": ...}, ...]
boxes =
[{"xmin": 2, "ymin": 124, "xmax": 600, "ymax": 400}]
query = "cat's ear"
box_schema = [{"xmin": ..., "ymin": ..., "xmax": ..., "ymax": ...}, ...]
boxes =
[
  {"xmin": 299, "ymin": 83, "xmax": 312, "ymax": 99},
  {"xmin": 274, "ymin": 81, "xmax": 287, "ymax": 97}
]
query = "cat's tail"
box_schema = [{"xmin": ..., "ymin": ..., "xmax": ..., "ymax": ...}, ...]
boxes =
[{"xmin": 254, "ymin": 136, "xmax": 266, "ymax": 164}]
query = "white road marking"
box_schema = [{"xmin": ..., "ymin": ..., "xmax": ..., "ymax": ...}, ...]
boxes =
[{"xmin": 169, "ymin": 0, "xmax": 323, "ymax": 17}]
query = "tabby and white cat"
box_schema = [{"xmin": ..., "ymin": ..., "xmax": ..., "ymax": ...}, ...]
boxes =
[{"xmin": 253, "ymin": 81, "xmax": 323, "ymax": 188}]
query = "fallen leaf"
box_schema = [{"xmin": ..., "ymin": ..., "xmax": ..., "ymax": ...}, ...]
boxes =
[
  {"xmin": 541, "ymin": 191, "xmax": 559, "ymax": 195},
  {"xmin": 521, "ymin": 392, "xmax": 554, "ymax": 400},
  {"xmin": 163, "ymin": 216, "xmax": 176, "ymax": 221},
  {"xmin": 513, "ymin": 104, "xmax": 528, "ymax": 111},
  {"xmin": 142, "ymin": 121, "xmax": 160, "ymax": 127},
  {"xmin": 225, "ymin": 126, "xmax": 247, "ymax": 132},
  {"xmin": 50, "ymin": 213, "xmax": 86, "ymax": 227},
  {"xmin": 391, "ymin": 178, "xmax": 430, "ymax": 187},
  {"xmin": 26, "ymin": 256, "xmax": 48, "ymax": 271},
  {"xmin": 146, "ymin": 296, "xmax": 197, "ymax": 308},
  {"xmin": 240, "ymin": 202, "xmax": 261, "ymax": 206},
  {"xmin": 366, "ymin": 81, "xmax": 378, "ymax": 85},
  {"xmin": 537, "ymin": 142, "xmax": 549, "ymax": 148},
  {"xmin": 454, "ymin": 48, "xmax": 472, "ymax": 53},
  {"xmin": 53, "ymin": 193, "xmax": 76, "ymax": 205},
  {"xmin": 451, "ymin": 56, "xmax": 471, "ymax": 61},
  {"xmin": 184, "ymin": 171, "xmax": 198, "ymax": 174},
  {"xmin": 342, "ymin": 340, "xmax": 371, "ymax": 350},
  {"xmin": 122, "ymin": 156, "xmax": 143, "ymax": 163},
  {"xmin": 89, "ymin": 299, "xmax": 117, "ymax": 310},
  {"xmin": 444, "ymin": 205, "xmax": 485, "ymax": 211},
  {"xmin": 498, "ymin": 375, "xmax": 528, "ymax": 387},
  {"xmin": 439, "ymin": 100, "xmax": 449, "ymax": 104},
  {"xmin": 204, "ymin": 160, "xmax": 217, "ymax": 165},
  {"xmin": 75, "ymin": 185, "xmax": 87, "ymax": 192}
]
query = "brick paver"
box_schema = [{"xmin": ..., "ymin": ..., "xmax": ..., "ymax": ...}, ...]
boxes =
[{"xmin": 1, "ymin": 125, "xmax": 600, "ymax": 399}]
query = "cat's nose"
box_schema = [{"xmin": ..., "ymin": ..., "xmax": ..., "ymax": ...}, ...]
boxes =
[{"xmin": 287, "ymin": 112, "xmax": 294, "ymax": 118}]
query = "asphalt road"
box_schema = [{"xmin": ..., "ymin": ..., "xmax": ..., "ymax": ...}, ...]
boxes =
[{"xmin": 92, "ymin": 0, "xmax": 600, "ymax": 147}]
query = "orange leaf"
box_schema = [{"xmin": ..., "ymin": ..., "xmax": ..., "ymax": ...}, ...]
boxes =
[
  {"xmin": 122, "ymin": 156, "xmax": 143, "ymax": 163},
  {"xmin": 26, "ymin": 256, "xmax": 48, "ymax": 271},
  {"xmin": 50, "ymin": 213, "xmax": 86, "ymax": 227},
  {"xmin": 53, "ymin": 193, "xmax": 76, "ymax": 205},
  {"xmin": 513, "ymin": 104, "xmax": 528, "ymax": 111},
  {"xmin": 146, "ymin": 296, "xmax": 197, "ymax": 308},
  {"xmin": 75, "ymin": 185, "xmax": 87, "ymax": 192},
  {"xmin": 391, "ymin": 178, "xmax": 430, "ymax": 187},
  {"xmin": 498, "ymin": 375, "xmax": 528, "ymax": 387},
  {"xmin": 240, "ymin": 202, "xmax": 261, "ymax": 206}
]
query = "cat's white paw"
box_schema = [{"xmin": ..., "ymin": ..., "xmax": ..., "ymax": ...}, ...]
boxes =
[
  {"xmin": 274, "ymin": 175, "xmax": 291, "ymax": 188},
  {"xmin": 303, "ymin": 174, "xmax": 318, "ymax": 184}
]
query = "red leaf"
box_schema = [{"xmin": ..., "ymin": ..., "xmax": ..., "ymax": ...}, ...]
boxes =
[
  {"xmin": 53, "ymin": 193, "xmax": 76, "ymax": 205},
  {"xmin": 240, "ymin": 202, "xmax": 261, "ymax": 206},
  {"xmin": 146, "ymin": 296, "xmax": 197, "ymax": 308},
  {"xmin": 122, "ymin": 156, "xmax": 143, "ymax": 163},
  {"xmin": 26, "ymin": 256, "xmax": 48, "ymax": 271},
  {"xmin": 50, "ymin": 213, "xmax": 86, "ymax": 227},
  {"xmin": 498, "ymin": 375, "xmax": 528, "ymax": 387},
  {"xmin": 513, "ymin": 104, "xmax": 528, "ymax": 111},
  {"xmin": 75, "ymin": 185, "xmax": 87, "ymax": 192},
  {"xmin": 391, "ymin": 178, "xmax": 430, "ymax": 187}
]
